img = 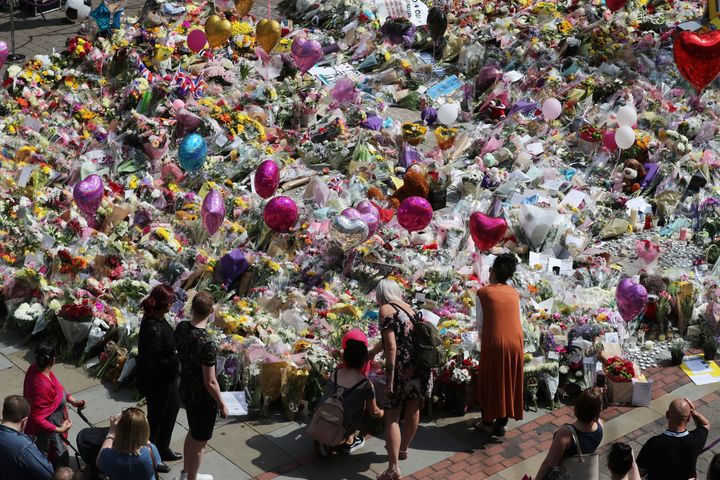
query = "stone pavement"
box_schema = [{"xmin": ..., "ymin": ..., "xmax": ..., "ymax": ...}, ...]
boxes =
[{"xmin": 4, "ymin": 326, "xmax": 720, "ymax": 480}]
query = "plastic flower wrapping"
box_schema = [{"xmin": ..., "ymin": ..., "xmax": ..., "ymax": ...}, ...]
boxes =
[{"xmin": 0, "ymin": 0, "xmax": 720, "ymax": 416}]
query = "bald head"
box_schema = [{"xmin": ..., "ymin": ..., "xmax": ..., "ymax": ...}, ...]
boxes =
[{"xmin": 667, "ymin": 398, "xmax": 692, "ymax": 429}]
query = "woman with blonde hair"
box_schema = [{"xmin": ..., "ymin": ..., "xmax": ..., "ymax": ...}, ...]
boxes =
[
  {"xmin": 96, "ymin": 408, "xmax": 160, "ymax": 480},
  {"xmin": 371, "ymin": 278, "xmax": 431, "ymax": 480}
]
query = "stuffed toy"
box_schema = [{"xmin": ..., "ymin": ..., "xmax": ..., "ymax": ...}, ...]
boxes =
[
  {"xmin": 639, "ymin": 272, "xmax": 674, "ymax": 335},
  {"xmin": 622, "ymin": 159, "xmax": 646, "ymax": 193},
  {"xmin": 390, "ymin": 166, "xmax": 429, "ymax": 209}
]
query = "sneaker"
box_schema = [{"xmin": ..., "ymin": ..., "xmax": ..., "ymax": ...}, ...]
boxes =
[
  {"xmin": 492, "ymin": 423, "xmax": 506, "ymax": 437},
  {"xmin": 344, "ymin": 435, "xmax": 366, "ymax": 454},
  {"xmin": 177, "ymin": 473, "xmax": 213, "ymax": 480}
]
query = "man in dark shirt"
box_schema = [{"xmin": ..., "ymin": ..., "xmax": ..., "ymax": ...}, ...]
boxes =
[
  {"xmin": 175, "ymin": 291, "xmax": 228, "ymax": 480},
  {"xmin": 637, "ymin": 397, "xmax": 710, "ymax": 480},
  {"xmin": 0, "ymin": 395, "xmax": 53, "ymax": 480}
]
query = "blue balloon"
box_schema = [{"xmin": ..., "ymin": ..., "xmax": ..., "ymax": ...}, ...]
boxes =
[{"xmin": 178, "ymin": 133, "xmax": 207, "ymax": 171}]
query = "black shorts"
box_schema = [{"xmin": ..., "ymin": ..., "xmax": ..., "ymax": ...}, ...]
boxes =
[{"xmin": 185, "ymin": 398, "xmax": 218, "ymax": 441}]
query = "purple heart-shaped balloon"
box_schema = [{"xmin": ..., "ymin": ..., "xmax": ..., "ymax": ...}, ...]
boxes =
[
  {"xmin": 201, "ymin": 189, "xmax": 226, "ymax": 235},
  {"xmin": 291, "ymin": 36, "xmax": 323, "ymax": 74},
  {"xmin": 0, "ymin": 41, "xmax": 8, "ymax": 70},
  {"xmin": 615, "ymin": 278, "xmax": 648, "ymax": 322},
  {"xmin": 254, "ymin": 159, "xmax": 280, "ymax": 199},
  {"xmin": 73, "ymin": 174, "xmax": 104, "ymax": 217},
  {"xmin": 341, "ymin": 201, "xmax": 380, "ymax": 239}
]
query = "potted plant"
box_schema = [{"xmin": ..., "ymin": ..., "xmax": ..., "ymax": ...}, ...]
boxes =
[
  {"xmin": 427, "ymin": 166, "xmax": 450, "ymax": 210},
  {"xmin": 669, "ymin": 338, "xmax": 687, "ymax": 366},
  {"xmin": 703, "ymin": 336, "xmax": 718, "ymax": 361}
]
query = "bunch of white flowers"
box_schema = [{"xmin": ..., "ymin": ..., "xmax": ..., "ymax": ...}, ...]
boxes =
[
  {"xmin": 14, "ymin": 303, "xmax": 44, "ymax": 324},
  {"xmin": 450, "ymin": 368, "xmax": 472, "ymax": 384}
]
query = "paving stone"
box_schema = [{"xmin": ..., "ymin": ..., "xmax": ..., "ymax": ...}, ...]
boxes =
[
  {"xmin": 0, "ymin": 353, "xmax": 14, "ymax": 370},
  {"xmin": 208, "ymin": 421, "xmax": 289, "ymax": 477},
  {"xmin": 264, "ymin": 422, "xmax": 315, "ymax": 461}
]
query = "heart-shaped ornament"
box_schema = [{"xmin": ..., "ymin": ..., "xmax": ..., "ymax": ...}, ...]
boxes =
[
  {"xmin": 605, "ymin": 0, "xmax": 628, "ymax": 12},
  {"xmin": 674, "ymin": 30, "xmax": 720, "ymax": 92},
  {"xmin": 256, "ymin": 18, "xmax": 281, "ymax": 54},
  {"xmin": 291, "ymin": 36, "xmax": 323, "ymax": 74},
  {"xmin": 330, "ymin": 214, "xmax": 369, "ymax": 251},
  {"xmin": 234, "ymin": 0, "xmax": 254, "ymax": 15},
  {"xmin": 469, "ymin": 212, "xmax": 508, "ymax": 251},
  {"xmin": 205, "ymin": 14, "xmax": 232, "ymax": 49}
]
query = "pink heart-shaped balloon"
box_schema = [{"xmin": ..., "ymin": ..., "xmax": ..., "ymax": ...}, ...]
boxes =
[
  {"xmin": 606, "ymin": 0, "xmax": 628, "ymax": 11},
  {"xmin": 254, "ymin": 159, "xmax": 280, "ymax": 199},
  {"xmin": 616, "ymin": 278, "xmax": 648, "ymax": 322},
  {"xmin": 202, "ymin": 189, "xmax": 226, "ymax": 235},
  {"xmin": 0, "ymin": 41, "xmax": 8, "ymax": 70},
  {"xmin": 73, "ymin": 174, "xmax": 104, "ymax": 217},
  {"xmin": 469, "ymin": 212, "xmax": 508, "ymax": 251},
  {"xmin": 264, "ymin": 196, "xmax": 298, "ymax": 232},
  {"xmin": 291, "ymin": 36, "xmax": 323, "ymax": 74}
]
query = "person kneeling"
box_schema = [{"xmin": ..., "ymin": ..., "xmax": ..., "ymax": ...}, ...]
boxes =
[{"xmin": 309, "ymin": 329, "xmax": 383, "ymax": 456}]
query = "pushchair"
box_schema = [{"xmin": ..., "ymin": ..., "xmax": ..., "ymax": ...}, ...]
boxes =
[{"xmin": 61, "ymin": 406, "xmax": 110, "ymax": 480}]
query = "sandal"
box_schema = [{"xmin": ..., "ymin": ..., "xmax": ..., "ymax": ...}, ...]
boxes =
[
  {"xmin": 398, "ymin": 450, "xmax": 408, "ymax": 460},
  {"xmin": 377, "ymin": 468, "xmax": 401, "ymax": 480}
]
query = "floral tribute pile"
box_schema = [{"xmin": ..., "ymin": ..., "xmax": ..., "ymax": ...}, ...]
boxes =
[{"xmin": 1, "ymin": 0, "xmax": 720, "ymax": 417}]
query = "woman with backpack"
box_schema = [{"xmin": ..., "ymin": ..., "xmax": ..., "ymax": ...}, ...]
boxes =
[
  {"xmin": 309, "ymin": 329, "xmax": 383, "ymax": 456},
  {"xmin": 373, "ymin": 279, "xmax": 432, "ymax": 480},
  {"xmin": 474, "ymin": 253, "xmax": 524, "ymax": 438}
]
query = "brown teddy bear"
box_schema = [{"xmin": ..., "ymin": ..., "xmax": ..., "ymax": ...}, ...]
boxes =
[
  {"xmin": 639, "ymin": 272, "xmax": 675, "ymax": 336},
  {"xmin": 390, "ymin": 165, "xmax": 429, "ymax": 209},
  {"xmin": 622, "ymin": 159, "xmax": 646, "ymax": 194}
]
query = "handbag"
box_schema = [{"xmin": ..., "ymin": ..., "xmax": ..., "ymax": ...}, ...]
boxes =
[{"xmin": 559, "ymin": 424, "xmax": 599, "ymax": 480}]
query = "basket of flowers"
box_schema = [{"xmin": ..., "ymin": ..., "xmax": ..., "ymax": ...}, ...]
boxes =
[{"xmin": 604, "ymin": 356, "xmax": 635, "ymax": 404}]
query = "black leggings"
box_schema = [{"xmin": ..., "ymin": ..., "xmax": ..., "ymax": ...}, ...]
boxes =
[{"xmin": 145, "ymin": 383, "xmax": 179, "ymax": 453}]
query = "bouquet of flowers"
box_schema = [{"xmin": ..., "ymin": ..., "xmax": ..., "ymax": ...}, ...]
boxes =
[
  {"xmin": 438, "ymin": 357, "xmax": 479, "ymax": 385},
  {"xmin": 604, "ymin": 356, "xmax": 635, "ymax": 383},
  {"xmin": 280, "ymin": 366, "xmax": 309, "ymax": 421},
  {"xmin": 58, "ymin": 302, "xmax": 94, "ymax": 323},
  {"xmin": 13, "ymin": 302, "xmax": 44, "ymax": 329}
]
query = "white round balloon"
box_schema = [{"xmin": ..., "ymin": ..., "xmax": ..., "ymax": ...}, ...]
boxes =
[
  {"xmin": 65, "ymin": 0, "xmax": 92, "ymax": 21},
  {"xmin": 616, "ymin": 105, "xmax": 637, "ymax": 127},
  {"xmin": 542, "ymin": 98, "xmax": 562, "ymax": 121},
  {"xmin": 437, "ymin": 103, "xmax": 458, "ymax": 125},
  {"xmin": 615, "ymin": 125, "xmax": 636, "ymax": 149}
]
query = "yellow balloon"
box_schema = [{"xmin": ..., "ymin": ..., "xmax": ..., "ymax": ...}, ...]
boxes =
[
  {"xmin": 235, "ymin": 0, "xmax": 254, "ymax": 15},
  {"xmin": 205, "ymin": 14, "xmax": 233, "ymax": 49},
  {"xmin": 256, "ymin": 18, "xmax": 281, "ymax": 54}
]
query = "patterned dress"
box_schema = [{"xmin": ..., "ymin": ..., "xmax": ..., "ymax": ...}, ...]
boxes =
[{"xmin": 380, "ymin": 304, "xmax": 432, "ymax": 409}]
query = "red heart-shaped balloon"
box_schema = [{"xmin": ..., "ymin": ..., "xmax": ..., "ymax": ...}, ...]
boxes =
[
  {"xmin": 605, "ymin": 0, "xmax": 628, "ymax": 12},
  {"xmin": 674, "ymin": 30, "xmax": 720, "ymax": 92},
  {"xmin": 469, "ymin": 212, "xmax": 508, "ymax": 252}
]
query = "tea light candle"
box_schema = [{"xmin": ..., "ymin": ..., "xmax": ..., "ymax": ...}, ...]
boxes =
[{"xmin": 644, "ymin": 340, "xmax": 655, "ymax": 350}]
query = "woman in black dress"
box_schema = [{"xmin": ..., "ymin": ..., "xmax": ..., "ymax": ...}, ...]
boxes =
[{"xmin": 136, "ymin": 284, "xmax": 181, "ymax": 472}]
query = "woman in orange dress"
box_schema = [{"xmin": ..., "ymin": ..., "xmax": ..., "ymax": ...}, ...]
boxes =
[{"xmin": 474, "ymin": 253, "xmax": 524, "ymax": 437}]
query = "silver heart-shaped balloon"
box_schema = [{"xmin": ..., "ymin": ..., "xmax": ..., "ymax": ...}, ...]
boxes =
[{"xmin": 329, "ymin": 214, "xmax": 369, "ymax": 251}]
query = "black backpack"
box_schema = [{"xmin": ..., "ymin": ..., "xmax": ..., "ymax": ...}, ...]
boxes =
[{"xmin": 390, "ymin": 303, "xmax": 444, "ymax": 370}]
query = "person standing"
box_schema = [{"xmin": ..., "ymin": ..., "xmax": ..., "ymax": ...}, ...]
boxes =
[
  {"xmin": 0, "ymin": 395, "xmax": 53, "ymax": 480},
  {"xmin": 608, "ymin": 442, "xmax": 641, "ymax": 480},
  {"xmin": 373, "ymin": 279, "xmax": 431, "ymax": 480},
  {"xmin": 474, "ymin": 253, "xmax": 524, "ymax": 437},
  {"xmin": 174, "ymin": 291, "xmax": 228, "ymax": 480},
  {"xmin": 23, "ymin": 343, "xmax": 85, "ymax": 468},
  {"xmin": 136, "ymin": 284, "xmax": 181, "ymax": 471},
  {"xmin": 636, "ymin": 397, "xmax": 710, "ymax": 480}
]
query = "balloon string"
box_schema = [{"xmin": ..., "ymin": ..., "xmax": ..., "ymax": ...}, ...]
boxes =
[{"xmin": 267, "ymin": 0, "xmax": 271, "ymax": 19}]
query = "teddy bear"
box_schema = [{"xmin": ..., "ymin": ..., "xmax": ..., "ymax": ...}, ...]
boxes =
[
  {"xmin": 639, "ymin": 272, "xmax": 675, "ymax": 336},
  {"xmin": 622, "ymin": 158, "xmax": 646, "ymax": 193},
  {"xmin": 390, "ymin": 165, "xmax": 429, "ymax": 209}
]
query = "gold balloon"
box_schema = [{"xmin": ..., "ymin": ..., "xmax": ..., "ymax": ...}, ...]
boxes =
[
  {"xmin": 205, "ymin": 14, "xmax": 233, "ymax": 49},
  {"xmin": 235, "ymin": 0, "xmax": 254, "ymax": 15},
  {"xmin": 256, "ymin": 18, "xmax": 281, "ymax": 54}
]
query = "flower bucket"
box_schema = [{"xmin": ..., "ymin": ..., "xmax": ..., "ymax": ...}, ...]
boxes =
[
  {"xmin": 428, "ymin": 189, "xmax": 447, "ymax": 210},
  {"xmin": 58, "ymin": 317, "xmax": 92, "ymax": 347}
]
